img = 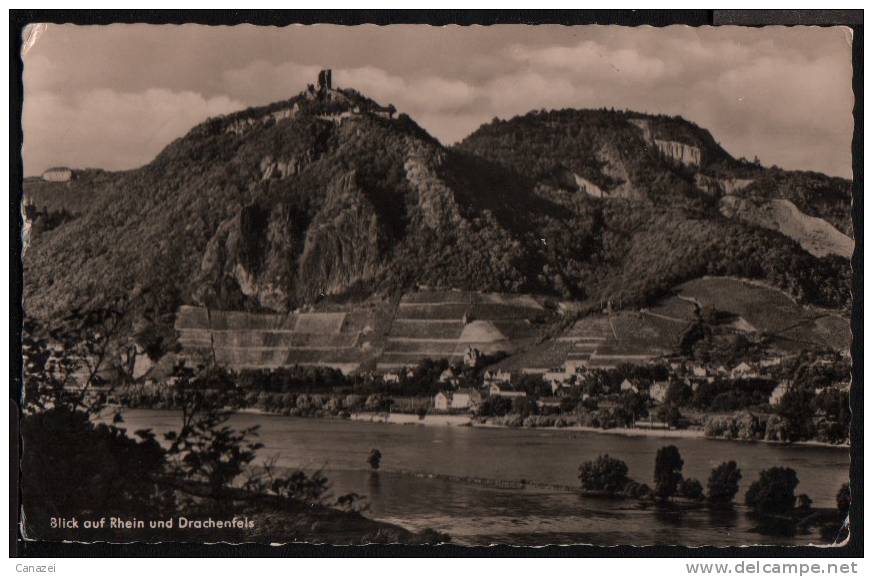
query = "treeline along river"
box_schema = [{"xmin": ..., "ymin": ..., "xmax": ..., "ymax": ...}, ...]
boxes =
[{"xmin": 117, "ymin": 410, "xmax": 849, "ymax": 546}]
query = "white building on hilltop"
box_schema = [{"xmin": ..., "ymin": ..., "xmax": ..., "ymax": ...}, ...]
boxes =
[{"xmin": 42, "ymin": 166, "xmax": 73, "ymax": 182}]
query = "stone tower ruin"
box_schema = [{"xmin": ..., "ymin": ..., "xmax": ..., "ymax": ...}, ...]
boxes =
[{"xmin": 317, "ymin": 69, "xmax": 332, "ymax": 95}]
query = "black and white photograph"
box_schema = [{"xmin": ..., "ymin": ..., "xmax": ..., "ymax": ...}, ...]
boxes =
[{"xmin": 14, "ymin": 16, "xmax": 858, "ymax": 551}]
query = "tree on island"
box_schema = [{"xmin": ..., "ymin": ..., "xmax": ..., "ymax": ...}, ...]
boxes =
[
  {"xmin": 578, "ymin": 454, "xmax": 630, "ymax": 495},
  {"xmin": 745, "ymin": 467, "xmax": 799, "ymax": 516},
  {"xmin": 367, "ymin": 449, "xmax": 382, "ymax": 471},
  {"xmin": 707, "ymin": 461, "xmax": 742, "ymax": 505},
  {"xmin": 653, "ymin": 445, "xmax": 684, "ymax": 500}
]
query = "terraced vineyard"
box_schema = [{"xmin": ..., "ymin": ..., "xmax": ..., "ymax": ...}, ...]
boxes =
[
  {"xmin": 172, "ymin": 279, "xmax": 848, "ymax": 376},
  {"xmin": 174, "ymin": 291, "xmax": 554, "ymax": 374},
  {"xmin": 377, "ymin": 291, "xmax": 548, "ymax": 371},
  {"xmin": 678, "ymin": 277, "xmax": 850, "ymax": 351},
  {"xmin": 175, "ymin": 306, "xmax": 370, "ymax": 374}
]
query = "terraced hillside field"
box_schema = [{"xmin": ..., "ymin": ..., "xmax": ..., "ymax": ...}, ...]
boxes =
[
  {"xmin": 677, "ymin": 277, "xmax": 850, "ymax": 351},
  {"xmin": 494, "ymin": 310, "xmax": 686, "ymax": 373},
  {"xmin": 175, "ymin": 306, "xmax": 372, "ymax": 374},
  {"xmin": 377, "ymin": 291, "xmax": 550, "ymax": 371},
  {"xmin": 174, "ymin": 291, "xmax": 555, "ymax": 374}
]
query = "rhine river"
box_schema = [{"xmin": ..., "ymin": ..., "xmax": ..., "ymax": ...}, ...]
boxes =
[{"xmin": 116, "ymin": 410, "xmax": 850, "ymax": 546}]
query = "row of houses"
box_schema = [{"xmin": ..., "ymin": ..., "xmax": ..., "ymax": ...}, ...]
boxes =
[{"xmin": 433, "ymin": 380, "xmax": 529, "ymax": 412}]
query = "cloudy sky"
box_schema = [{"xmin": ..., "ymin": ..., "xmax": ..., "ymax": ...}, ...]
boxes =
[{"xmin": 22, "ymin": 24, "xmax": 854, "ymax": 178}]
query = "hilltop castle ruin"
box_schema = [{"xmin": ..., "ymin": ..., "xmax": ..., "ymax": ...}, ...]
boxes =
[{"xmin": 227, "ymin": 69, "xmax": 396, "ymax": 136}]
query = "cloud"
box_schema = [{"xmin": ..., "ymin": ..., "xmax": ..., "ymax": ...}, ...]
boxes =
[
  {"xmin": 21, "ymin": 26, "xmax": 854, "ymax": 178},
  {"xmin": 221, "ymin": 60, "xmax": 323, "ymax": 105},
  {"xmin": 23, "ymin": 88, "xmax": 244, "ymax": 175},
  {"xmin": 509, "ymin": 41, "xmax": 676, "ymax": 84}
]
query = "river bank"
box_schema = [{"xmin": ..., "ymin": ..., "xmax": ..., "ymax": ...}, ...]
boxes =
[{"xmin": 345, "ymin": 411, "xmax": 848, "ymax": 448}]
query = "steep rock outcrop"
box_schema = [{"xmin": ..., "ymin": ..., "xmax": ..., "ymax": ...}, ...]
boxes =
[
  {"xmin": 195, "ymin": 171, "xmax": 389, "ymax": 311},
  {"xmin": 720, "ymin": 195, "xmax": 854, "ymax": 259},
  {"xmin": 403, "ymin": 148, "xmax": 464, "ymax": 229}
]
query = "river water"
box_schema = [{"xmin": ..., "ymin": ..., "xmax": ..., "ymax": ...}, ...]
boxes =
[{"xmin": 116, "ymin": 410, "xmax": 849, "ymax": 546}]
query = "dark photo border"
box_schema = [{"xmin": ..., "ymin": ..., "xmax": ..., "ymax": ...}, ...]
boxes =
[{"xmin": 9, "ymin": 8, "xmax": 863, "ymax": 558}]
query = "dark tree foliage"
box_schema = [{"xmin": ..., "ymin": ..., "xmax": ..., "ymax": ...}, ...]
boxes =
[
  {"xmin": 477, "ymin": 395, "xmax": 514, "ymax": 417},
  {"xmin": 578, "ymin": 454, "xmax": 630, "ymax": 495},
  {"xmin": 707, "ymin": 461, "xmax": 743, "ymax": 505},
  {"xmin": 692, "ymin": 379, "xmax": 777, "ymax": 412},
  {"xmin": 619, "ymin": 390, "xmax": 649, "ymax": 425},
  {"xmin": 777, "ymin": 388, "xmax": 817, "ymax": 442},
  {"xmin": 20, "ymin": 310, "xmax": 174, "ymax": 535},
  {"xmin": 656, "ymin": 404, "xmax": 683, "ymax": 428},
  {"xmin": 653, "ymin": 445, "xmax": 684, "ymax": 500},
  {"xmin": 162, "ymin": 366, "xmax": 264, "ymax": 500},
  {"xmin": 664, "ymin": 380, "xmax": 692, "ymax": 406},
  {"xmin": 679, "ymin": 478, "xmax": 705, "ymax": 501},
  {"xmin": 836, "ymin": 483, "xmax": 851, "ymax": 516},
  {"xmin": 21, "ymin": 406, "xmax": 172, "ymax": 531},
  {"xmin": 797, "ymin": 494, "xmax": 813, "ymax": 514},
  {"xmin": 745, "ymin": 467, "xmax": 799, "ymax": 516},
  {"xmin": 20, "ymin": 309, "xmax": 352, "ymax": 539}
]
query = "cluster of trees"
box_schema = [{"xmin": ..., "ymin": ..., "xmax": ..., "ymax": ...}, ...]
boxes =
[
  {"xmin": 690, "ymin": 378, "xmax": 776, "ymax": 411},
  {"xmin": 577, "ymin": 447, "xmax": 728, "ymax": 503},
  {"xmin": 578, "ymin": 446, "xmax": 851, "ymax": 525}
]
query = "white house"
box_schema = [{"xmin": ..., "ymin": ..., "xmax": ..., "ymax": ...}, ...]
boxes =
[
  {"xmin": 536, "ymin": 396, "xmax": 562, "ymax": 410},
  {"xmin": 648, "ymin": 381, "xmax": 670, "ymax": 404},
  {"xmin": 544, "ymin": 368, "xmax": 575, "ymax": 387},
  {"xmin": 691, "ymin": 365, "xmax": 708, "ymax": 378},
  {"xmin": 731, "ymin": 362, "xmax": 757, "ymax": 379},
  {"xmin": 383, "ymin": 372, "xmax": 400, "ymax": 384},
  {"xmin": 42, "ymin": 166, "xmax": 73, "ymax": 182},
  {"xmin": 483, "ymin": 369, "xmax": 512, "ymax": 384},
  {"xmin": 564, "ymin": 360, "xmax": 588, "ymax": 374},
  {"xmin": 489, "ymin": 383, "xmax": 526, "ymax": 398},
  {"xmin": 620, "ymin": 378, "xmax": 639, "ymax": 394},
  {"xmin": 434, "ymin": 391, "xmax": 451, "ymax": 411},
  {"xmin": 439, "ymin": 367, "xmax": 459, "ymax": 386}
]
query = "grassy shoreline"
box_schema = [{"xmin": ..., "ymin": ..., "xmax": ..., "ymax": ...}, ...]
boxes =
[{"xmin": 345, "ymin": 411, "xmax": 849, "ymax": 448}]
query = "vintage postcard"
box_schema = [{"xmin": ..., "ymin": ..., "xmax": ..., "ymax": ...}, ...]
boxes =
[{"xmin": 17, "ymin": 22, "xmax": 855, "ymax": 548}]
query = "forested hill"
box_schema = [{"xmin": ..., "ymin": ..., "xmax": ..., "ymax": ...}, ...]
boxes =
[
  {"xmin": 456, "ymin": 108, "xmax": 853, "ymax": 236},
  {"xmin": 24, "ymin": 83, "xmax": 852, "ymax": 344}
]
